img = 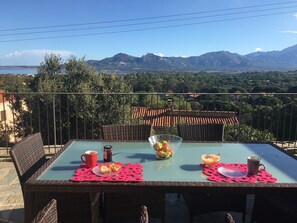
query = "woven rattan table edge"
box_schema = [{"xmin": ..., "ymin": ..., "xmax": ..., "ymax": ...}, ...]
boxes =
[{"xmin": 24, "ymin": 141, "xmax": 297, "ymax": 194}]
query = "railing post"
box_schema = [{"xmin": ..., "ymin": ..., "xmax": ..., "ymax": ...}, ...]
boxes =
[
  {"xmin": 53, "ymin": 96, "xmax": 57, "ymax": 153},
  {"xmin": 1, "ymin": 93, "xmax": 9, "ymax": 153},
  {"xmin": 1, "ymin": 92, "xmax": 297, "ymax": 155}
]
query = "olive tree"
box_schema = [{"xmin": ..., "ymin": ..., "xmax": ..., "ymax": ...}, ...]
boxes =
[{"xmin": 14, "ymin": 54, "xmax": 132, "ymax": 144}]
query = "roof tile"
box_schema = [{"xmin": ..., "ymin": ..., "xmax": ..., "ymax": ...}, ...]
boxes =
[{"xmin": 132, "ymin": 107, "xmax": 238, "ymax": 127}]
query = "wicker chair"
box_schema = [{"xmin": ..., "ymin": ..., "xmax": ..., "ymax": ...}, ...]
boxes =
[
  {"xmin": 9, "ymin": 132, "xmax": 48, "ymax": 194},
  {"xmin": 102, "ymin": 124, "xmax": 152, "ymax": 141},
  {"xmin": 177, "ymin": 123, "xmax": 246, "ymax": 223},
  {"xmin": 177, "ymin": 123, "xmax": 225, "ymax": 141},
  {"xmin": 31, "ymin": 199, "xmax": 57, "ymax": 223},
  {"xmin": 102, "ymin": 124, "xmax": 165, "ymax": 223},
  {"xmin": 139, "ymin": 205, "xmax": 149, "ymax": 223},
  {"xmin": 9, "ymin": 132, "xmax": 100, "ymax": 223}
]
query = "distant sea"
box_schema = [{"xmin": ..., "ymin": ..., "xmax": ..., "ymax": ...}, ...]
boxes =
[
  {"xmin": 0, "ymin": 66, "xmax": 127, "ymax": 75},
  {"xmin": 0, "ymin": 67, "xmax": 38, "ymax": 75}
]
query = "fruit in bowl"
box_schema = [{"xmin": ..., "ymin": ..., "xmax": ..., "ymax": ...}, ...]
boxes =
[
  {"xmin": 201, "ymin": 154, "xmax": 220, "ymax": 167},
  {"xmin": 148, "ymin": 134, "xmax": 183, "ymax": 159}
]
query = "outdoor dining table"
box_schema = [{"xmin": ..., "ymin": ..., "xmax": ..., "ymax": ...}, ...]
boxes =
[{"xmin": 24, "ymin": 140, "xmax": 297, "ymax": 222}]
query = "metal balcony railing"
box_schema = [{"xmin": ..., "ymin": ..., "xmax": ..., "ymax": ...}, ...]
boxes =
[{"xmin": 1, "ymin": 92, "xmax": 297, "ymax": 155}]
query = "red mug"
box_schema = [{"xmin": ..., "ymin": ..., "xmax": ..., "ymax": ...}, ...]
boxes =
[{"xmin": 81, "ymin": 150, "xmax": 98, "ymax": 168}]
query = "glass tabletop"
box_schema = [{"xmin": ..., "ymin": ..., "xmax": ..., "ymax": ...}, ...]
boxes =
[{"xmin": 38, "ymin": 141, "xmax": 297, "ymax": 183}]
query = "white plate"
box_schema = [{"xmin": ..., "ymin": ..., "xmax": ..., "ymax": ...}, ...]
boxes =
[
  {"xmin": 218, "ymin": 167, "xmax": 247, "ymax": 178},
  {"xmin": 92, "ymin": 166, "xmax": 119, "ymax": 176}
]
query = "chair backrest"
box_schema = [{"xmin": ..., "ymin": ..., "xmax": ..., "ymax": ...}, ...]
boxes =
[
  {"xmin": 9, "ymin": 132, "xmax": 47, "ymax": 193},
  {"xmin": 31, "ymin": 199, "xmax": 58, "ymax": 223},
  {"xmin": 177, "ymin": 123, "xmax": 225, "ymax": 141},
  {"xmin": 139, "ymin": 205, "xmax": 149, "ymax": 223},
  {"xmin": 102, "ymin": 124, "xmax": 152, "ymax": 141}
]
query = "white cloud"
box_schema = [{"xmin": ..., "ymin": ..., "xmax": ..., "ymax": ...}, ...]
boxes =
[
  {"xmin": 280, "ymin": 30, "xmax": 297, "ymax": 34},
  {"xmin": 5, "ymin": 51, "xmax": 22, "ymax": 58},
  {"xmin": 1, "ymin": 50, "xmax": 74, "ymax": 65},
  {"xmin": 255, "ymin": 48, "xmax": 263, "ymax": 52},
  {"xmin": 294, "ymin": 13, "xmax": 297, "ymax": 19},
  {"xmin": 173, "ymin": 55, "xmax": 188, "ymax": 58},
  {"xmin": 5, "ymin": 50, "xmax": 73, "ymax": 58},
  {"xmin": 153, "ymin": 53, "xmax": 164, "ymax": 57}
]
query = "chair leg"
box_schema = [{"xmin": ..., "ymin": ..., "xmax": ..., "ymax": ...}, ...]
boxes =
[
  {"xmin": 242, "ymin": 206, "xmax": 246, "ymax": 222},
  {"xmin": 190, "ymin": 214, "xmax": 194, "ymax": 223}
]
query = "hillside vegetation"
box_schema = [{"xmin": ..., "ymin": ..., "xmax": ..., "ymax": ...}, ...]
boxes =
[{"xmin": 1, "ymin": 55, "xmax": 297, "ymax": 144}]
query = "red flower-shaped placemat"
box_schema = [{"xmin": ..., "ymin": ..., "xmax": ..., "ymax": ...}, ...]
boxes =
[
  {"xmin": 70, "ymin": 162, "xmax": 143, "ymax": 182},
  {"xmin": 201, "ymin": 163, "xmax": 277, "ymax": 183}
]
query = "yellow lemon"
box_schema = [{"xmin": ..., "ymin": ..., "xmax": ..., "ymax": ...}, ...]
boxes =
[
  {"xmin": 153, "ymin": 142, "xmax": 163, "ymax": 151},
  {"xmin": 162, "ymin": 140, "xmax": 168, "ymax": 146}
]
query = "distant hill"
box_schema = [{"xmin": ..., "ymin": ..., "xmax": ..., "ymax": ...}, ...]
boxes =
[{"xmin": 87, "ymin": 44, "xmax": 297, "ymax": 73}]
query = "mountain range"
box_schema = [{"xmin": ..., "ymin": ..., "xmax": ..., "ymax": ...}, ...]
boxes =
[{"xmin": 87, "ymin": 44, "xmax": 297, "ymax": 73}]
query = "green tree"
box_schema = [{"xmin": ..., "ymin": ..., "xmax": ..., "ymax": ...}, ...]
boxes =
[
  {"xmin": 14, "ymin": 55, "xmax": 133, "ymax": 143},
  {"xmin": 38, "ymin": 53, "xmax": 63, "ymax": 77},
  {"xmin": 0, "ymin": 122, "xmax": 12, "ymax": 146},
  {"xmin": 0, "ymin": 75, "xmax": 30, "ymax": 92},
  {"xmin": 171, "ymin": 95, "xmax": 191, "ymax": 110},
  {"xmin": 141, "ymin": 93, "xmax": 166, "ymax": 108},
  {"xmin": 287, "ymin": 86, "xmax": 297, "ymax": 93},
  {"xmin": 224, "ymin": 124, "xmax": 276, "ymax": 142}
]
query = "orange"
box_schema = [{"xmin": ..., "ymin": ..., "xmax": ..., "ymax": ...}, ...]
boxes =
[
  {"xmin": 156, "ymin": 151, "xmax": 166, "ymax": 158},
  {"xmin": 163, "ymin": 146, "xmax": 170, "ymax": 152}
]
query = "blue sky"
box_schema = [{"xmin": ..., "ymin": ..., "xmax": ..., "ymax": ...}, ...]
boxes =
[{"xmin": 1, "ymin": 0, "xmax": 297, "ymax": 65}]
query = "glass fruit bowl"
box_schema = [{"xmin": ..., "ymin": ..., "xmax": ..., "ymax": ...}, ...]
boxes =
[
  {"xmin": 148, "ymin": 134, "xmax": 183, "ymax": 159},
  {"xmin": 201, "ymin": 154, "xmax": 220, "ymax": 167}
]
